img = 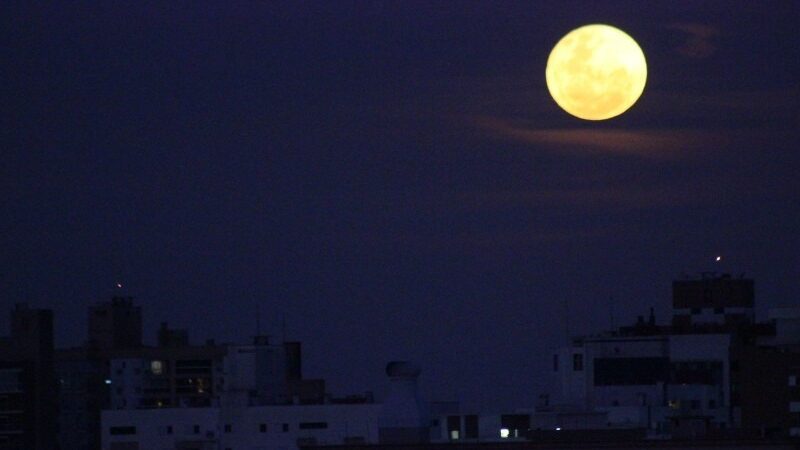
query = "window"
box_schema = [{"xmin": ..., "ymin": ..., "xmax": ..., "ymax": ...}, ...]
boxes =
[
  {"xmin": 594, "ymin": 358, "xmax": 669, "ymax": 386},
  {"xmin": 447, "ymin": 415, "xmax": 460, "ymax": 439},
  {"xmin": 714, "ymin": 307, "xmax": 724, "ymax": 314},
  {"xmin": 691, "ymin": 400, "xmax": 700, "ymax": 410},
  {"xmin": 691, "ymin": 308, "xmax": 701, "ymax": 314},
  {"xmin": 282, "ymin": 423, "xmax": 289, "ymax": 432},
  {"xmin": 790, "ymin": 375, "xmax": 797, "ymax": 387},
  {"xmin": 553, "ymin": 354, "xmax": 559, "ymax": 372},
  {"xmin": 573, "ymin": 353, "xmax": 583, "ymax": 371},
  {"xmin": 259, "ymin": 423, "xmax": 267, "ymax": 433},
  {"xmin": 151, "ymin": 360, "xmax": 164, "ymax": 375},
  {"xmin": 465, "ymin": 415, "xmax": 479, "ymax": 439},
  {"xmin": 109, "ymin": 426, "xmax": 136, "ymax": 435},
  {"xmin": 167, "ymin": 425, "xmax": 172, "ymax": 434},
  {"xmin": 224, "ymin": 424, "xmax": 232, "ymax": 433},
  {"xmin": 193, "ymin": 425, "xmax": 200, "ymax": 434},
  {"xmin": 298, "ymin": 422, "xmax": 328, "ymax": 430},
  {"xmin": 709, "ymin": 400, "xmax": 716, "ymax": 408},
  {"xmin": 450, "ymin": 430, "xmax": 460, "ymax": 440}
]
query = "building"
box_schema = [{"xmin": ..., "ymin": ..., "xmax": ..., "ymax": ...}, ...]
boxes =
[
  {"xmin": 88, "ymin": 296, "xmax": 142, "ymax": 351},
  {"xmin": 0, "ymin": 304, "xmax": 56, "ymax": 450},
  {"xmin": 58, "ymin": 295, "xmax": 150, "ymax": 450},
  {"xmin": 106, "ymin": 335, "xmax": 325, "ymax": 410},
  {"xmin": 672, "ymin": 273, "xmax": 755, "ymax": 329},
  {"xmin": 61, "ymin": 295, "xmax": 341, "ymax": 450},
  {"xmin": 735, "ymin": 307, "xmax": 800, "ymax": 437},
  {"xmin": 102, "ymin": 361, "xmax": 428, "ymax": 450},
  {"xmin": 102, "ymin": 402, "xmax": 382, "ymax": 450},
  {"xmin": 548, "ymin": 274, "xmax": 781, "ymax": 438}
]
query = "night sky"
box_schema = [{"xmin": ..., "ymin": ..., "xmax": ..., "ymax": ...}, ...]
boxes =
[{"xmin": 2, "ymin": 1, "xmax": 799, "ymax": 410}]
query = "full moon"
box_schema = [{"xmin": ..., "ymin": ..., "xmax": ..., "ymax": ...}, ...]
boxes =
[{"xmin": 546, "ymin": 24, "xmax": 647, "ymax": 121}]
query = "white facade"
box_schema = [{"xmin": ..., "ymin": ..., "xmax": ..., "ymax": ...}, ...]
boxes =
[
  {"xmin": 767, "ymin": 307, "xmax": 800, "ymax": 345},
  {"xmin": 552, "ymin": 333, "xmax": 733, "ymax": 432},
  {"xmin": 224, "ymin": 343, "xmax": 288, "ymax": 404},
  {"xmin": 102, "ymin": 403, "xmax": 382, "ymax": 450},
  {"xmin": 667, "ymin": 334, "xmax": 731, "ymax": 425}
]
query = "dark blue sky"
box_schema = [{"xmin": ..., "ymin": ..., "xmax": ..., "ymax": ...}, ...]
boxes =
[{"xmin": 2, "ymin": 1, "xmax": 799, "ymax": 409}]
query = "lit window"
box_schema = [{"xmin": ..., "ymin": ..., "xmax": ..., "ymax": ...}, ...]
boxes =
[
  {"xmin": 789, "ymin": 375, "xmax": 797, "ymax": 387},
  {"xmin": 151, "ymin": 360, "xmax": 163, "ymax": 375},
  {"xmin": 500, "ymin": 428, "xmax": 510, "ymax": 438},
  {"xmin": 669, "ymin": 400, "xmax": 680, "ymax": 410},
  {"xmin": 450, "ymin": 430, "xmax": 459, "ymax": 440}
]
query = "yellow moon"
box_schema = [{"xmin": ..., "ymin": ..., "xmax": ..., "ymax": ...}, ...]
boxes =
[{"xmin": 546, "ymin": 24, "xmax": 647, "ymax": 121}]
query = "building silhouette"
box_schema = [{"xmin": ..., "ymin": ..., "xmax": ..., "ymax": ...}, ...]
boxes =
[{"xmin": 0, "ymin": 304, "xmax": 56, "ymax": 450}]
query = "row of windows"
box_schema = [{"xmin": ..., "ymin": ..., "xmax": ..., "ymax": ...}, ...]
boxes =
[
  {"xmin": 668, "ymin": 399, "xmax": 718, "ymax": 409},
  {"xmin": 111, "ymin": 421, "xmax": 329, "ymax": 436}
]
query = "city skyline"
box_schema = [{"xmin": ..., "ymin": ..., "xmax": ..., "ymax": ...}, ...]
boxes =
[{"xmin": 3, "ymin": 1, "xmax": 799, "ymax": 412}]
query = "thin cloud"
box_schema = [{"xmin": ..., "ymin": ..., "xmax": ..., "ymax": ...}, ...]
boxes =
[
  {"xmin": 667, "ymin": 23, "xmax": 720, "ymax": 59},
  {"xmin": 472, "ymin": 116, "xmax": 726, "ymax": 160}
]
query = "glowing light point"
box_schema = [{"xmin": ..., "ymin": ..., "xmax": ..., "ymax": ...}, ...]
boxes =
[
  {"xmin": 116, "ymin": 283, "xmax": 123, "ymax": 288},
  {"xmin": 715, "ymin": 256, "xmax": 722, "ymax": 262}
]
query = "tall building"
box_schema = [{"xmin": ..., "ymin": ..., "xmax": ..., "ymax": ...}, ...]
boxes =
[
  {"xmin": 58, "ymin": 295, "xmax": 147, "ymax": 450},
  {"xmin": 549, "ymin": 273, "xmax": 776, "ymax": 438},
  {"xmin": 88, "ymin": 296, "xmax": 142, "ymax": 350},
  {"xmin": 672, "ymin": 273, "xmax": 755, "ymax": 329},
  {"xmin": 0, "ymin": 304, "xmax": 56, "ymax": 450},
  {"xmin": 735, "ymin": 307, "xmax": 800, "ymax": 437}
]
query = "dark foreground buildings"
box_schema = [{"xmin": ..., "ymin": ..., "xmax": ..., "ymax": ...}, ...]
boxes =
[
  {"xmin": 56, "ymin": 295, "xmax": 326, "ymax": 450},
  {"xmin": 0, "ymin": 304, "xmax": 56, "ymax": 450},
  {"xmin": 1, "ymin": 272, "xmax": 799, "ymax": 449}
]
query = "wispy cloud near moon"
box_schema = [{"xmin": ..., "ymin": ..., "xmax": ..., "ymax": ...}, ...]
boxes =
[
  {"xmin": 667, "ymin": 23, "xmax": 720, "ymax": 59},
  {"xmin": 472, "ymin": 116, "xmax": 726, "ymax": 160}
]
